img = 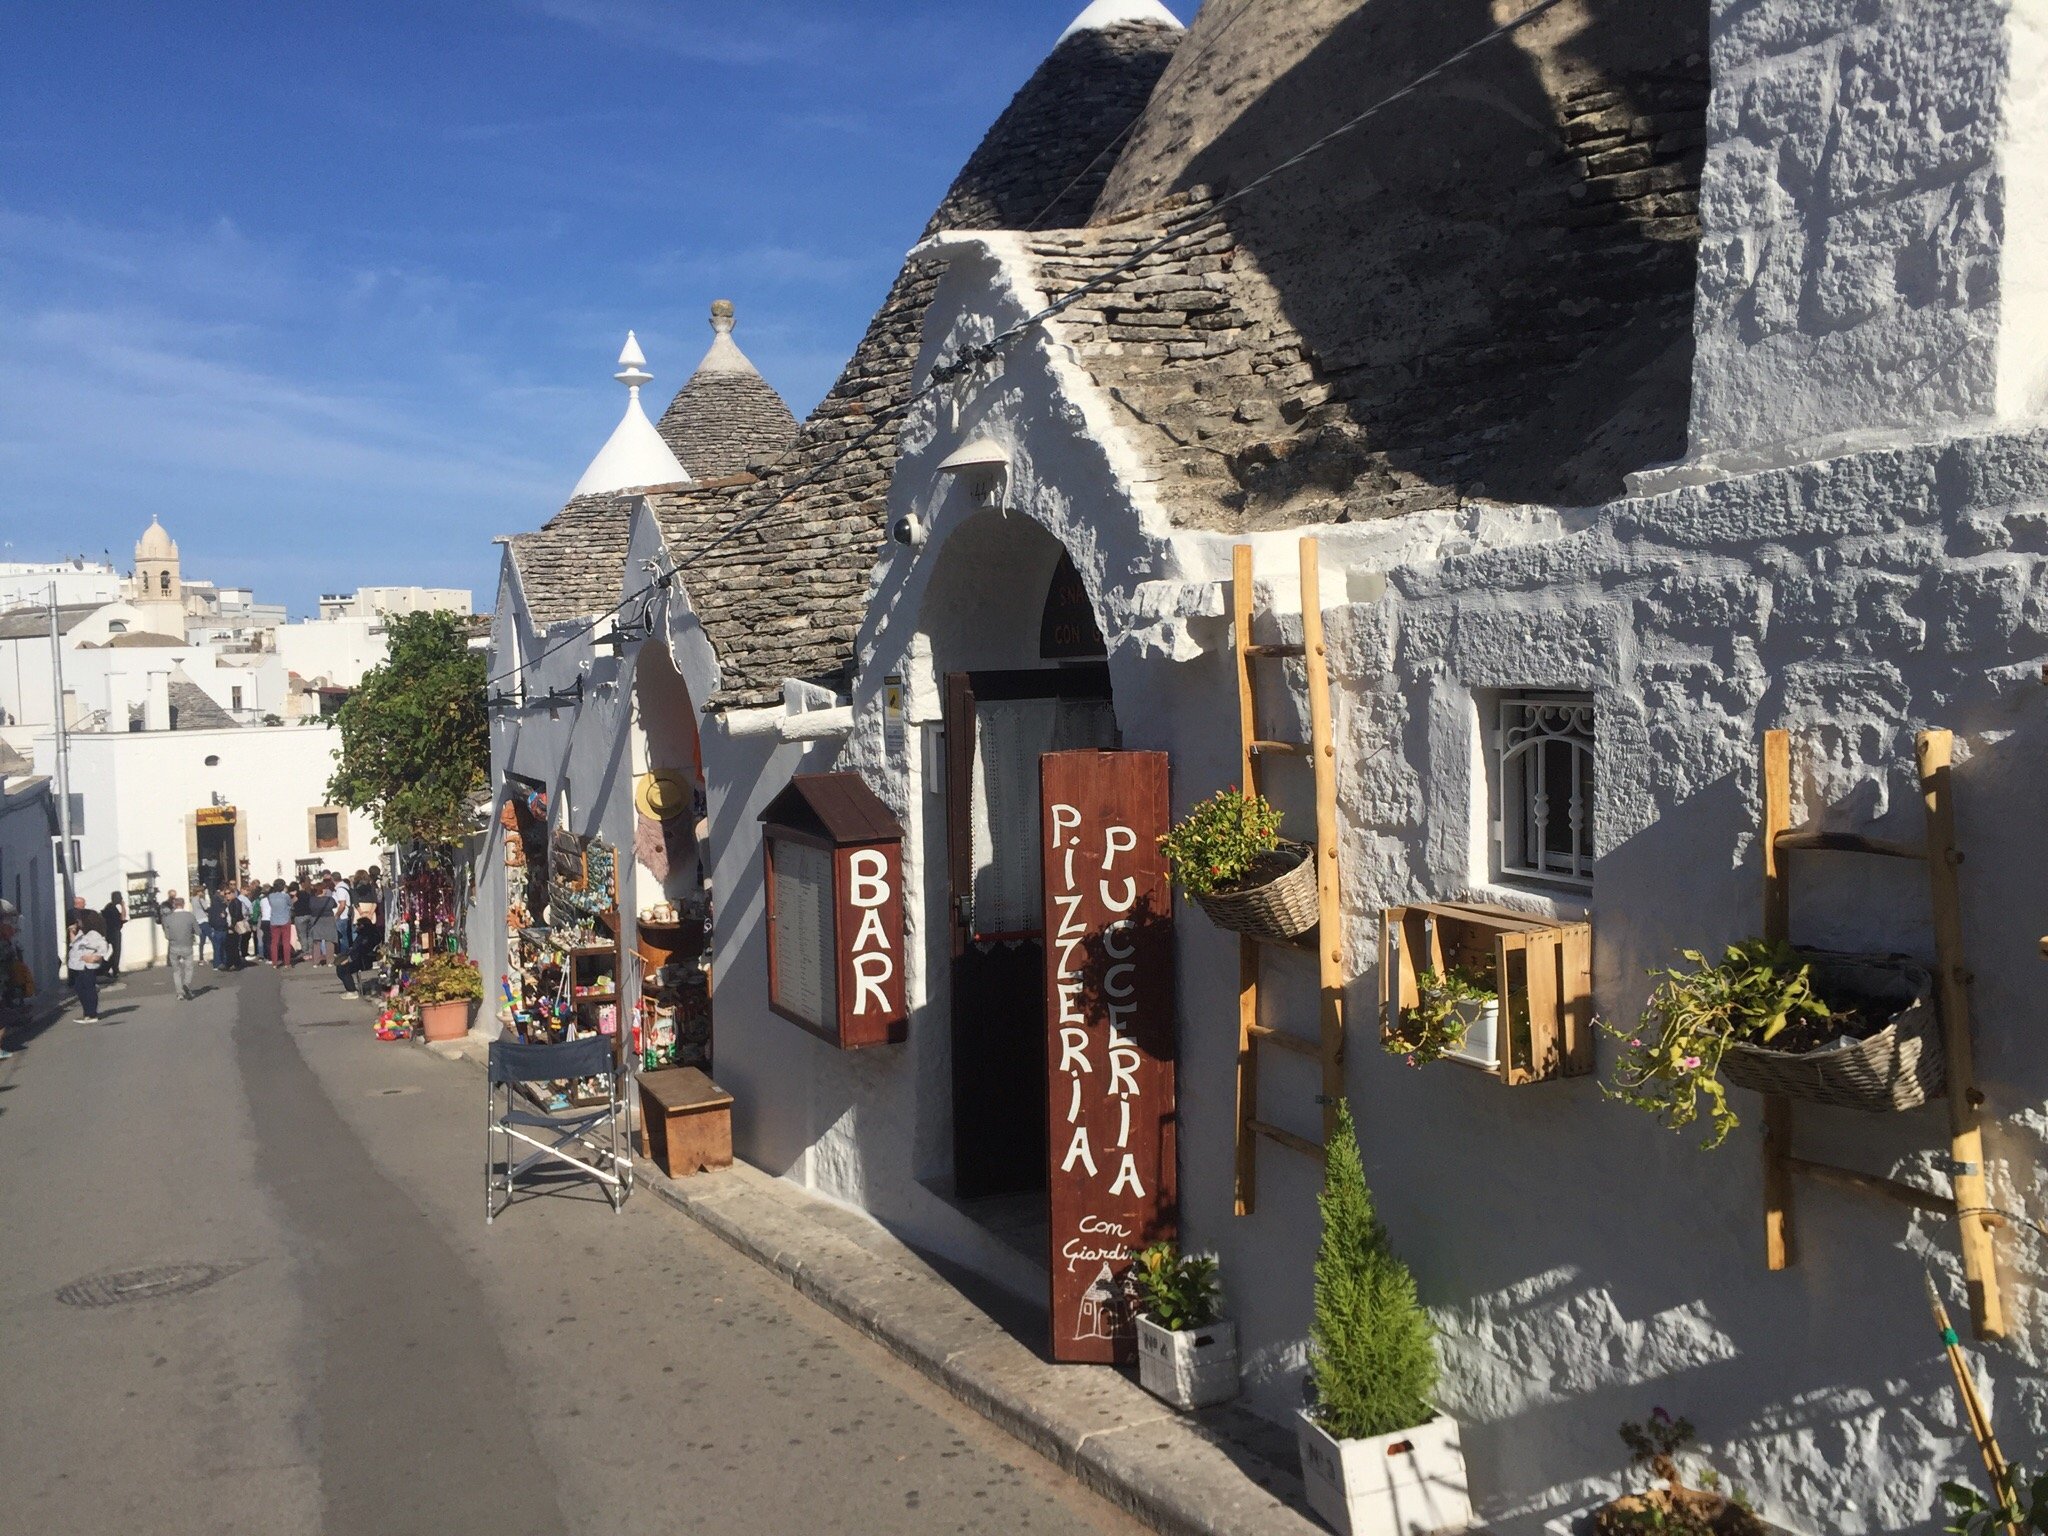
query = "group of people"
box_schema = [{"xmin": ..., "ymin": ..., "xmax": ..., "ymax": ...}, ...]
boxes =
[{"xmin": 63, "ymin": 869, "xmax": 387, "ymax": 1015}]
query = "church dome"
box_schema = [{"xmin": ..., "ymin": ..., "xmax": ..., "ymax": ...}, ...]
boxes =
[{"xmin": 136, "ymin": 517, "xmax": 179, "ymax": 562}]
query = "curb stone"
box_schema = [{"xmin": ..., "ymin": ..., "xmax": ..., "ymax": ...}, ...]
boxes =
[
  {"xmin": 424, "ymin": 1042, "xmax": 1320, "ymax": 1536},
  {"xmin": 639, "ymin": 1159, "xmax": 1324, "ymax": 1536}
]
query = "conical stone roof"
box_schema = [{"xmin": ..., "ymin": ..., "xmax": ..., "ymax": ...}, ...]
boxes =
[{"xmin": 655, "ymin": 301, "xmax": 798, "ymax": 480}]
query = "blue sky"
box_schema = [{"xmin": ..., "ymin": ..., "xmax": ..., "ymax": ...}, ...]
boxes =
[{"xmin": 0, "ymin": 0, "xmax": 1192, "ymax": 615}]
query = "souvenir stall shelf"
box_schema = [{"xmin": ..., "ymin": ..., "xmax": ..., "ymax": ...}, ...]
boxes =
[
  {"xmin": 634, "ymin": 902, "xmax": 711, "ymax": 1073},
  {"xmin": 500, "ymin": 822, "xmax": 624, "ymax": 1106}
]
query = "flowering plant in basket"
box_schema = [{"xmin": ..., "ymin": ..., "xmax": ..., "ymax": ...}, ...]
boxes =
[
  {"xmin": 410, "ymin": 951, "xmax": 484, "ymax": 1006},
  {"xmin": 1604, "ymin": 940, "xmax": 1839, "ymax": 1149},
  {"xmin": 1158, "ymin": 787, "xmax": 1286, "ymax": 897}
]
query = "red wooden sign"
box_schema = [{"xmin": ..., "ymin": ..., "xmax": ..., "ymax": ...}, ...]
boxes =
[{"xmin": 1040, "ymin": 750, "xmax": 1176, "ymax": 1364}]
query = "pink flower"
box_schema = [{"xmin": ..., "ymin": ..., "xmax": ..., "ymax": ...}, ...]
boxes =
[{"xmin": 1681, "ymin": 1055, "xmax": 1701, "ymax": 1070}]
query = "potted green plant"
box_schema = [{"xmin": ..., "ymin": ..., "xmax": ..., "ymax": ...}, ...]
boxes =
[
  {"xmin": 1583, "ymin": 1410, "xmax": 1765, "ymax": 1536},
  {"xmin": 1129, "ymin": 1241, "xmax": 1239, "ymax": 1410},
  {"xmin": 1384, "ymin": 966, "xmax": 1498, "ymax": 1070},
  {"xmin": 1159, "ymin": 787, "xmax": 1317, "ymax": 940},
  {"xmin": 1606, "ymin": 940, "xmax": 1938, "ymax": 1149},
  {"xmin": 410, "ymin": 951, "xmax": 484, "ymax": 1042},
  {"xmin": 1297, "ymin": 1100, "xmax": 1470, "ymax": 1536}
]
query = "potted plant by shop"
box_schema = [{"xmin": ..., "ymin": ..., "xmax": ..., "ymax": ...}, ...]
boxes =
[
  {"xmin": 1584, "ymin": 1409, "xmax": 1765, "ymax": 1536},
  {"xmin": 1606, "ymin": 940, "xmax": 1939, "ymax": 1148},
  {"xmin": 1298, "ymin": 1100, "xmax": 1471, "ymax": 1536},
  {"xmin": 1383, "ymin": 967, "xmax": 1498, "ymax": 1071},
  {"xmin": 1130, "ymin": 1242, "xmax": 1239, "ymax": 1411},
  {"xmin": 411, "ymin": 952, "xmax": 484, "ymax": 1042},
  {"xmin": 1160, "ymin": 787, "xmax": 1317, "ymax": 941}
]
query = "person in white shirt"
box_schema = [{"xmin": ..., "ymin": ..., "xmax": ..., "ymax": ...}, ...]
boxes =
[{"xmin": 66, "ymin": 916, "xmax": 112, "ymax": 1022}]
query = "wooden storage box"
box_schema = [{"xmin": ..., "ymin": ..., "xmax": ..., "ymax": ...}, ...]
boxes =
[
  {"xmin": 1379, "ymin": 901, "xmax": 1592, "ymax": 1085},
  {"xmin": 637, "ymin": 1067, "xmax": 733, "ymax": 1177}
]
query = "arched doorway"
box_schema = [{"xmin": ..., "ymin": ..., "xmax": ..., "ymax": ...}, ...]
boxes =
[
  {"xmin": 631, "ymin": 635, "xmax": 711, "ymax": 1071},
  {"xmin": 919, "ymin": 515, "xmax": 1118, "ymax": 1206}
]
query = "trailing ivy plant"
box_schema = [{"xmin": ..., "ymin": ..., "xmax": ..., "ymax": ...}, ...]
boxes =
[
  {"xmin": 1129, "ymin": 1242, "xmax": 1222, "ymax": 1332},
  {"xmin": 1158, "ymin": 787, "xmax": 1286, "ymax": 898},
  {"xmin": 1309, "ymin": 1099, "xmax": 1438, "ymax": 1442},
  {"xmin": 1384, "ymin": 965, "xmax": 1494, "ymax": 1068},
  {"xmin": 1604, "ymin": 940, "xmax": 1840, "ymax": 1149}
]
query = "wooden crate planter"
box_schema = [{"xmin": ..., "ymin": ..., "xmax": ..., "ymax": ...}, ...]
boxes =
[
  {"xmin": 637, "ymin": 1066, "xmax": 733, "ymax": 1177},
  {"xmin": 1379, "ymin": 901, "xmax": 1592, "ymax": 1085}
]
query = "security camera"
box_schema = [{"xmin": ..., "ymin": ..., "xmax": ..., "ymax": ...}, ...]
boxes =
[{"xmin": 891, "ymin": 515, "xmax": 928, "ymax": 549}]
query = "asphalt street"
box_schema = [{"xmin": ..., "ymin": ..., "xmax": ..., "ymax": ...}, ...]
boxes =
[{"xmin": 0, "ymin": 961, "xmax": 1145, "ymax": 1536}]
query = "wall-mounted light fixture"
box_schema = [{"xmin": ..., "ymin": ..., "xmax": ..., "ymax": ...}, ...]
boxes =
[{"xmin": 937, "ymin": 437, "xmax": 1010, "ymax": 513}]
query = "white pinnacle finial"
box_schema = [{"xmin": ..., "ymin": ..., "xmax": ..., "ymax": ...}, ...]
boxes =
[{"xmin": 615, "ymin": 331, "xmax": 652, "ymax": 392}]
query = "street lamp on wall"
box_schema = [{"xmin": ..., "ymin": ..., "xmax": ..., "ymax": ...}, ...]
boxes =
[{"xmin": 937, "ymin": 437, "xmax": 1010, "ymax": 513}]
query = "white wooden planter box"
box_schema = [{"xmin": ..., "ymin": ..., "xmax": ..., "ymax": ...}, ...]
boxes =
[
  {"xmin": 1135, "ymin": 1314, "xmax": 1238, "ymax": 1410},
  {"xmin": 1445, "ymin": 998, "xmax": 1500, "ymax": 1071},
  {"xmin": 1297, "ymin": 1410, "xmax": 1472, "ymax": 1536}
]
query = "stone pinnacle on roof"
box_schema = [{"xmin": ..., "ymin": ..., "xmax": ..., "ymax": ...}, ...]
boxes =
[
  {"xmin": 571, "ymin": 331, "xmax": 692, "ymax": 498},
  {"xmin": 654, "ymin": 301, "xmax": 799, "ymax": 480},
  {"xmin": 1058, "ymin": 0, "xmax": 1182, "ymax": 44}
]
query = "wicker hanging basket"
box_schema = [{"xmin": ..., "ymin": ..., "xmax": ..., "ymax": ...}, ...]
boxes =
[
  {"xmin": 1191, "ymin": 841, "xmax": 1319, "ymax": 940},
  {"xmin": 1720, "ymin": 951, "xmax": 1943, "ymax": 1112}
]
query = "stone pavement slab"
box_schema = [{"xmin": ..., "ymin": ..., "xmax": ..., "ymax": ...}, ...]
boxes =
[{"xmin": 608, "ymin": 1107, "xmax": 1323, "ymax": 1536}]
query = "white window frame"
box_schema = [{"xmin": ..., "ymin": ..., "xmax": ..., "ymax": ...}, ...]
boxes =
[{"xmin": 1496, "ymin": 692, "xmax": 1595, "ymax": 889}]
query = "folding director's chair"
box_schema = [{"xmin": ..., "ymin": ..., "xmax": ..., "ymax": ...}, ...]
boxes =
[{"xmin": 485, "ymin": 1034, "xmax": 633, "ymax": 1221}]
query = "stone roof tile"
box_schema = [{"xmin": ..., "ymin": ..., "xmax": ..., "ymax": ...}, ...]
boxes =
[
  {"xmin": 649, "ymin": 20, "xmax": 1182, "ymax": 709},
  {"xmin": 509, "ymin": 492, "xmax": 642, "ymax": 627}
]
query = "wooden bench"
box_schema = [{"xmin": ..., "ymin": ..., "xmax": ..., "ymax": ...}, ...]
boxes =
[{"xmin": 637, "ymin": 1067, "xmax": 733, "ymax": 1177}]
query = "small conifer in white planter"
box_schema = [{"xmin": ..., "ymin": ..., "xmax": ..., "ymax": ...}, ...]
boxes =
[
  {"xmin": 1130, "ymin": 1242, "xmax": 1238, "ymax": 1410},
  {"xmin": 1298, "ymin": 1101, "xmax": 1471, "ymax": 1536}
]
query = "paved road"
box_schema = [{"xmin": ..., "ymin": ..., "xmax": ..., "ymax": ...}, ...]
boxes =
[{"xmin": 0, "ymin": 964, "xmax": 1144, "ymax": 1536}]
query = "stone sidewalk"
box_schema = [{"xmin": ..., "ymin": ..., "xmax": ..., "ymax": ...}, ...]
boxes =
[{"xmin": 424, "ymin": 1031, "xmax": 1323, "ymax": 1536}]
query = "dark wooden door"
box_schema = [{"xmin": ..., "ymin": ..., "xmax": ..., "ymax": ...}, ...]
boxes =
[{"xmin": 945, "ymin": 666, "xmax": 1115, "ymax": 1199}]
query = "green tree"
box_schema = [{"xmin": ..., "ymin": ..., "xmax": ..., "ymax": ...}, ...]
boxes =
[
  {"xmin": 1310, "ymin": 1100, "xmax": 1439, "ymax": 1441},
  {"xmin": 327, "ymin": 610, "xmax": 488, "ymax": 846}
]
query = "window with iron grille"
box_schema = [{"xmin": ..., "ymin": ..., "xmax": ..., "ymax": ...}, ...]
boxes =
[{"xmin": 1497, "ymin": 693, "xmax": 1595, "ymax": 888}]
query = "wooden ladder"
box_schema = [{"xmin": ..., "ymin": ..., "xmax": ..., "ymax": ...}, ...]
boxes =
[
  {"xmin": 1231, "ymin": 538, "xmax": 1345, "ymax": 1217},
  {"xmin": 1760, "ymin": 728, "xmax": 2004, "ymax": 1338}
]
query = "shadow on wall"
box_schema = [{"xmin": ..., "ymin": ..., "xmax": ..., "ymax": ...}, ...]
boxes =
[{"xmin": 1163, "ymin": 0, "xmax": 1711, "ymax": 520}]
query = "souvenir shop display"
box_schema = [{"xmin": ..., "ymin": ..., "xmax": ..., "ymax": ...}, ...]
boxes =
[
  {"xmin": 634, "ymin": 894, "xmax": 711, "ymax": 1073},
  {"xmin": 499, "ymin": 817, "xmax": 626, "ymax": 1107}
]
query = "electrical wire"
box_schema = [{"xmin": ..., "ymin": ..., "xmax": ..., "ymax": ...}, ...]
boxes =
[{"xmin": 484, "ymin": 0, "xmax": 1571, "ymax": 696}]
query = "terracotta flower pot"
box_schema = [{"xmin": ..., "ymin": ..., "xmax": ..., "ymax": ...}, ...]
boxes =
[{"xmin": 419, "ymin": 998, "xmax": 475, "ymax": 1042}]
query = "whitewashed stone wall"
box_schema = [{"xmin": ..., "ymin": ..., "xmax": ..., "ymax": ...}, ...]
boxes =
[
  {"xmin": 1688, "ymin": 0, "xmax": 2048, "ymax": 466},
  {"xmin": 759, "ymin": 246, "xmax": 2048, "ymax": 1536}
]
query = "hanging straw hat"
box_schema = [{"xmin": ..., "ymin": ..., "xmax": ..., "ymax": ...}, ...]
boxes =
[{"xmin": 635, "ymin": 771, "xmax": 691, "ymax": 822}]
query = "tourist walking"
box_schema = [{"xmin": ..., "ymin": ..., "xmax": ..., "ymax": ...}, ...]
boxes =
[
  {"xmin": 231, "ymin": 885, "xmax": 255, "ymax": 966},
  {"xmin": 159, "ymin": 893, "xmax": 199, "ymax": 1001},
  {"xmin": 100, "ymin": 889, "xmax": 126, "ymax": 980},
  {"xmin": 66, "ymin": 914, "xmax": 111, "ymax": 1022},
  {"xmin": 308, "ymin": 877, "xmax": 339, "ymax": 965},
  {"xmin": 205, "ymin": 888, "xmax": 231, "ymax": 969},
  {"xmin": 264, "ymin": 880, "xmax": 292, "ymax": 966},
  {"xmin": 335, "ymin": 871, "xmax": 356, "ymax": 956},
  {"xmin": 291, "ymin": 882, "xmax": 315, "ymax": 964}
]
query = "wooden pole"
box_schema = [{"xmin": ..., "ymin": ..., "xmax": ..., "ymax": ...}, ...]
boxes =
[
  {"xmin": 1760, "ymin": 730, "xmax": 1795, "ymax": 1270},
  {"xmin": 1232, "ymin": 545, "xmax": 1260, "ymax": 1216},
  {"xmin": 1924, "ymin": 1272, "xmax": 2016, "ymax": 1536},
  {"xmin": 1917, "ymin": 730, "xmax": 2005, "ymax": 1340},
  {"xmin": 1301, "ymin": 537, "xmax": 1345, "ymax": 1149}
]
